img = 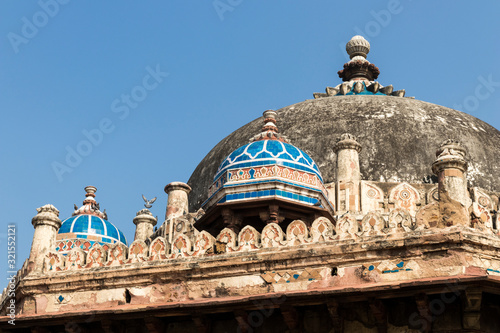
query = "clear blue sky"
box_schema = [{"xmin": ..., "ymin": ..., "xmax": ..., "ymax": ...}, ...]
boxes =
[{"xmin": 1, "ymin": 1, "xmax": 499, "ymax": 278}]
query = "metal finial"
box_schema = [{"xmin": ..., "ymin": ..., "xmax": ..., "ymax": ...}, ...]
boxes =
[{"xmin": 142, "ymin": 195, "xmax": 157, "ymax": 209}]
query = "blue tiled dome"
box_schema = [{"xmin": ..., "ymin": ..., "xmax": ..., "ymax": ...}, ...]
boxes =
[
  {"xmin": 215, "ymin": 140, "xmax": 323, "ymax": 182},
  {"xmin": 58, "ymin": 214, "xmax": 128, "ymax": 246}
]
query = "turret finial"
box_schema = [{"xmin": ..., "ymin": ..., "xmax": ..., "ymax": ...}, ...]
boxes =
[
  {"xmin": 72, "ymin": 185, "xmax": 107, "ymax": 219},
  {"xmin": 249, "ymin": 110, "xmax": 288, "ymax": 143}
]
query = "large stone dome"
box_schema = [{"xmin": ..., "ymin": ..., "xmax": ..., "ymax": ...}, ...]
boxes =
[{"xmin": 188, "ymin": 95, "xmax": 500, "ymax": 210}]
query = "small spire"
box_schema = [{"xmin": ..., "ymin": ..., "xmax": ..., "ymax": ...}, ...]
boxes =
[
  {"xmin": 338, "ymin": 36, "xmax": 380, "ymax": 82},
  {"xmin": 83, "ymin": 185, "xmax": 97, "ymax": 202},
  {"xmin": 250, "ymin": 110, "xmax": 288, "ymax": 143},
  {"xmin": 72, "ymin": 186, "xmax": 107, "ymax": 219}
]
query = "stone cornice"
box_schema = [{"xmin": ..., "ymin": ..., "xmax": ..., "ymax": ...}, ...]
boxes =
[{"xmin": 3, "ymin": 274, "xmax": 499, "ymax": 329}]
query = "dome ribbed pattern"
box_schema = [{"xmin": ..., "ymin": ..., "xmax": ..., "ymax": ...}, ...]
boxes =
[
  {"xmin": 58, "ymin": 214, "xmax": 127, "ymax": 246},
  {"xmin": 215, "ymin": 140, "xmax": 322, "ymax": 182}
]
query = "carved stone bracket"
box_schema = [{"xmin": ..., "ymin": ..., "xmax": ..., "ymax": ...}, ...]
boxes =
[
  {"xmin": 414, "ymin": 293, "xmax": 432, "ymax": 333},
  {"xmin": 462, "ymin": 290, "xmax": 482, "ymax": 330},
  {"xmin": 192, "ymin": 315, "xmax": 211, "ymax": 333},
  {"xmin": 234, "ymin": 310, "xmax": 250, "ymax": 333},
  {"xmin": 280, "ymin": 304, "xmax": 300, "ymax": 333},
  {"xmin": 369, "ymin": 299, "xmax": 387, "ymax": 333},
  {"xmin": 327, "ymin": 300, "xmax": 343, "ymax": 333},
  {"xmin": 144, "ymin": 316, "xmax": 165, "ymax": 333}
]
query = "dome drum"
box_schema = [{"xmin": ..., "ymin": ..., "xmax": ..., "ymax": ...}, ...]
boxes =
[{"xmin": 203, "ymin": 172, "xmax": 333, "ymax": 212}]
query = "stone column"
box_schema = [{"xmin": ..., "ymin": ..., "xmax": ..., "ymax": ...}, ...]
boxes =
[
  {"xmin": 133, "ymin": 209, "xmax": 157, "ymax": 242},
  {"xmin": 164, "ymin": 182, "xmax": 191, "ymax": 244},
  {"xmin": 432, "ymin": 139, "xmax": 469, "ymax": 207},
  {"xmin": 333, "ymin": 133, "xmax": 362, "ymax": 212},
  {"xmin": 29, "ymin": 204, "xmax": 61, "ymax": 272},
  {"xmin": 164, "ymin": 182, "xmax": 191, "ymax": 220}
]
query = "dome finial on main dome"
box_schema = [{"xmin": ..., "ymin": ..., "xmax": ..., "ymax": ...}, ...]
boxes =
[
  {"xmin": 249, "ymin": 110, "xmax": 289, "ymax": 143},
  {"xmin": 338, "ymin": 35, "xmax": 380, "ymax": 82},
  {"xmin": 313, "ymin": 36, "xmax": 406, "ymax": 98},
  {"xmin": 346, "ymin": 35, "xmax": 370, "ymax": 61}
]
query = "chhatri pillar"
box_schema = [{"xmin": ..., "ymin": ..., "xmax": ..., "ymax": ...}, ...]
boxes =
[
  {"xmin": 29, "ymin": 204, "xmax": 61, "ymax": 272},
  {"xmin": 432, "ymin": 139, "xmax": 470, "ymax": 208},
  {"xmin": 133, "ymin": 209, "xmax": 157, "ymax": 242},
  {"xmin": 164, "ymin": 182, "xmax": 191, "ymax": 243},
  {"xmin": 334, "ymin": 133, "xmax": 362, "ymax": 213},
  {"xmin": 164, "ymin": 182, "xmax": 191, "ymax": 220}
]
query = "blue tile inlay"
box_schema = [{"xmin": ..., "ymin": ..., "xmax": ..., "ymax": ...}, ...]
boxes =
[
  {"xmin": 59, "ymin": 216, "xmax": 74, "ymax": 233},
  {"xmin": 219, "ymin": 189, "xmax": 320, "ymax": 206},
  {"xmin": 58, "ymin": 213, "xmax": 128, "ymax": 247},
  {"xmin": 90, "ymin": 216, "xmax": 105, "ymax": 235},
  {"xmin": 119, "ymin": 230, "xmax": 127, "ymax": 245},
  {"xmin": 203, "ymin": 178, "xmax": 334, "ymax": 212},
  {"xmin": 72, "ymin": 216, "xmax": 89, "ymax": 233},
  {"xmin": 214, "ymin": 140, "xmax": 322, "ymax": 182},
  {"xmin": 340, "ymin": 82, "xmax": 385, "ymax": 96}
]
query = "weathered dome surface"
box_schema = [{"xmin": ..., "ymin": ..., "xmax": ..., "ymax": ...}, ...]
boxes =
[
  {"xmin": 214, "ymin": 140, "xmax": 323, "ymax": 182},
  {"xmin": 188, "ymin": 95, "xmax": 500, "ymax": 210}
]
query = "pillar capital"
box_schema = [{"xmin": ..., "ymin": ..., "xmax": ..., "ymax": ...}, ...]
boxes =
[
  {"xmin": 432, "ymin": 139, "xmax": 468, "ymax": 175},
  {"xmin": 164, "ymin": 182, "xmax": 191, "ymax": 195},
  {"xmin": 133, "ymin": 209, "xmax": 158, "ymax": 226},
  {"xmin": 31, "ymin": 204, "xmax": 61, "ymax": 229},
  {"xmin": 333, "ymin": 133, "xmax": 362, "ymax": 153}
]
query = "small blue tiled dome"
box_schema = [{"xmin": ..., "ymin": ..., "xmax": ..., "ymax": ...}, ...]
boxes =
[
  {"xmin": 58, "ymin": 214, "xmax": 128, "ymax": 246},
  {"xmin": 215, "ymin": 139, "xmax": 323, "ymax": 182}
]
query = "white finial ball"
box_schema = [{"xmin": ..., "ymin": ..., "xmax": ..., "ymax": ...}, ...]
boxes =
[{"xmin": 346, "ymin": 35, "xmax": 370, "ymax": 60}]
